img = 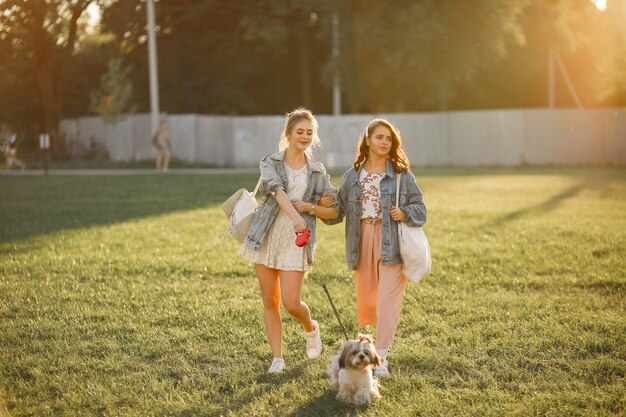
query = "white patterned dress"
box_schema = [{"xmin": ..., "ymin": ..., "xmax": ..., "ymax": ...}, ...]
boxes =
[{"xmin": 239, "ymin": 164, "xmax": 312, "ymax": 271}]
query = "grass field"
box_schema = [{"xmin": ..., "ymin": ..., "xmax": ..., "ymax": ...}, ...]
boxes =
[{"xmin": 1, "ymin": 168, "xmax": 625, "ymax": 417}]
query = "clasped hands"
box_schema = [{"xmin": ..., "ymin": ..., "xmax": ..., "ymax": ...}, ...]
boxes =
[
  {"xmin": 289, "ymin": 195, "xmax": 334, "ymax": 233},
  {"xmin": 314, "ymin": 195, "xmax": 407, "ymax": 221},
  {"xmin": 290, "ymin": 195, "xmax": 407, "ymax": 233}
]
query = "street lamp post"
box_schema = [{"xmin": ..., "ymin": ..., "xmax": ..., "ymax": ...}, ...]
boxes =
[
  {"xmin": 332, "ymin": 12, "xmax": 341, "ymax": 116},
  {"xmin": 146, "ymin": 0, "xmax": 160, "ymax": 135}
]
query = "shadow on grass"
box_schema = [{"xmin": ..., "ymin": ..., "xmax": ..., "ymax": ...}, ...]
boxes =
[
  {"xmin": 215, "ymin": 384, "xmax": 362, "ymax": 417},
  {"xmin": 284, "ymin": 390, "xmax": 363, "ymax": 417},
  {"xmin": 253, "ymin": 362, "xmax": 309, "ymax": 385},
  {"xmin": 4, "ymin": 168, "xmax": 622, "ymax": 243},
  {"xmin": 212, "ymin": 363, "xmax": 321, "ymax": 416},
  {"xmin": 0, "ymin": 173, "xmax": 259, "ymax": 243},
  {"xmin": 484, "ymin": 167, "xmax": 626, "ymax": 229},
  {"xmin": 487, "ymin": 178, "xmax": 594, "ymax": 228},
  {"xmin": 574, "ymin": 279, "xmax": 626, "ymax": 295}
]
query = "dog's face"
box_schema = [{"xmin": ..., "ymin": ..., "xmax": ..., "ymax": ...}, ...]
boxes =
[{"xmin": 338, "ymin": 334, "xmax": 381, "ymax": 370}]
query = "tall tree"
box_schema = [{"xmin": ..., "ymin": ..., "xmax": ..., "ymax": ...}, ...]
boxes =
[
  {"xmin": 100, "ymin": 0, "xmax": 334, "ymax": 115},
  {"xmin": 0, "ymin": 0, "xmax": 97, "ymax": 151},
  {"xmin": 451, "ymin": 0, "xmax": 626, "ymax": 109},
  {"xmin": 336, "ymin": 0, "xmax": 532, "ymax": 112},
  {"xmin": 2, "ymin": 0, "xmax": 624, "ymax": 139},
  {"xmin": 89, "ymin": 56, "xmax": 136, "ymax": 123}
]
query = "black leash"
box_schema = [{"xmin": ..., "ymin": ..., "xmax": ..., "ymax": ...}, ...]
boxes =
[{"xmin": 322, "ymin": 284, "xmax": 349, "ymax": 341}]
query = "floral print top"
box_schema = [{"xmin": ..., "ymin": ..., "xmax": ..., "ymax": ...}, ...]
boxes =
[{"xmin": 359, "ymin": 169, "xmax": 384, "ymax": 218}]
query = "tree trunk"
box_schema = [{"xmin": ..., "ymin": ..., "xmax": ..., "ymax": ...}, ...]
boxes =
[
  {"xmin": 32, "ymin": 22, "xmax": 63, "ymax": 152},
  {"xmin": 31, "ymin": 1, "xmax": 92, "ymax": 153}
]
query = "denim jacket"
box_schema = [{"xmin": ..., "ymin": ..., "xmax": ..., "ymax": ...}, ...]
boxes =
[
  {"xmin": 244, "ymin": 151, "xmax": 339, "ymax": 264},
  {"xmin": 326, "ymin": 160, "xmax": 427, "ymax": 270}
]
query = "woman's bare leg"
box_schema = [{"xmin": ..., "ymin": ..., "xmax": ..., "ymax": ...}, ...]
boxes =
[
  {"xmin": 279, "ymin": 271, "xmax": 314, "ymax": 332},
  {"xmin": 256, "ymin": 264, "xmax": 283, "ymax": 357}
]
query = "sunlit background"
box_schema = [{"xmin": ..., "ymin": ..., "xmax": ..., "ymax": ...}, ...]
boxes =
[{"xmin": 0, "ymin": 0, "xmax": 625, "ymax": 154}]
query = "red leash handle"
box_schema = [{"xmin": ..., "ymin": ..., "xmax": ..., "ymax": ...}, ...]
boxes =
[{"xmin": 295, "ymin": 229, "xmax": 310, "ymax": 247}]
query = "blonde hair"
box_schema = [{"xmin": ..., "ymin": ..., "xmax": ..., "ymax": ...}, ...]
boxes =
[
  {"xmin": 278, "ymin": 107, "xmax": 321, "ymax": 154},
  {"xmin": 353, "ymin": 118, "xmax": 410, "ymax": 173}
]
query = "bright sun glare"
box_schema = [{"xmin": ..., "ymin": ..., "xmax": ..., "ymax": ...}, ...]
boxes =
[
  {"xmin": 86, "ymin": 3, "xmax": 101, "ymax": 34},
  {"xmin": 592, "ymin": 0, "xmax": 608, "ymax": 11}
]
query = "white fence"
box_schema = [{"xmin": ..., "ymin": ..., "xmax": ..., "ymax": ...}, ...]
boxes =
[{"xmin": 59, "ymin": 108, "xmax": 626, "ymax": 168}]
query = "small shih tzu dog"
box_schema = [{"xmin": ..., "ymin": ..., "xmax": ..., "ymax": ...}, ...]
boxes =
[{"xmin": 330, "ymin": 334, "xmax": 382, "ymax": 405}]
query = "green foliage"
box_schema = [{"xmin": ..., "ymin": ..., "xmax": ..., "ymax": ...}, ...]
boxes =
[
  {"xmin": 64, "ymin": 31, "xmax": 121, "ymax": 119},
  {"xmin": 0, "ymin": 0, "xmax": 107, "ymax": 151},
  {"xmin": 0, "ymin": 168, "xmax": 624, "ymax": 416},
  {"xmin": 89, "ymin": 57, "xmax": 137, "ymax": 123},
  {"xmin": 340, "ymin": 0, "xmax": 532, "ymax": 111},
  {"xmin": 2, "ymin": 0, "xmax": 626, "ymax": 126}
]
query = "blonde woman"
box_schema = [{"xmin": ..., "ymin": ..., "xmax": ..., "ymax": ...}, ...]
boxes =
[
  {"xmin": 153, "ymin": 121, "xmax": 171, "ymax": 171},
  {"xmin": 240, "ymin": 108, "xmax": 339, "ymax": 373}
]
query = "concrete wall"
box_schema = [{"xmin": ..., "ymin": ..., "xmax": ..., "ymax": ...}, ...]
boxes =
[{"xmin": 59, "ymin": 108, "xmax": 626, "ymax": 167}]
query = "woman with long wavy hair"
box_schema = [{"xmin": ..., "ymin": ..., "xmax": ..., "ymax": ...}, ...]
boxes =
[{"xmin": 324, "ymin": 118, "xmax": 427, "ymax": 377}]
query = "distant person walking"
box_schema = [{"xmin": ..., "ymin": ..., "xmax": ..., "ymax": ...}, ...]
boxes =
[
  {"xmin": 323, "ymin": 118, "xmax": 427, "ymax": 378},
  {"xmin": 153, "ymin": 121, "xmax": 171, "ymax": 171},
  {"xmin": 4, "ymin": 129, "xmax": 25, "ymax": 171},
  {"xmin": 239, "ymin": 107, "xmax": 339, "ymax": 373}
]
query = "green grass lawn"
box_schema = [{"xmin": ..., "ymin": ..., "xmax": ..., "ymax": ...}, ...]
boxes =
[{"xmin": 1, "ymin": 168, "xmax": 625, "ymax": 416}]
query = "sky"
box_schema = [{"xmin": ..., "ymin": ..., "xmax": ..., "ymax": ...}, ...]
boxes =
[
  {"xmin": 593, "ymin": 0, "xmax": 608, "ymax": 11},
  {"xmin": 85, "ymin": 3, "xmax": 101, "ymax": 34}
]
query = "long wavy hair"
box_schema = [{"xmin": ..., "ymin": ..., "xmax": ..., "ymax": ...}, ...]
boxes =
[
  {"xmin": 352, "ymin": 118, "xmax": 410, "ymax": 173},
  {"xmin": 278, "ymin": 107, "xmax": 321, "ymax": 155}
]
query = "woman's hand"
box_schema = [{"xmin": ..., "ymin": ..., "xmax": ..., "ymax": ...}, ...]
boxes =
[
  {"xmin": 390, "ymin": 206, "xmax": 408, "ymax": 222},
  {"xmin": 291, "ymin": 200, "xmax": 311, "ymax": 214},
  {"xmin": 291, "ymin": 215, "xmax": 307, "ymax": 233},
  {"xmin": 317, "ymin": 194, "xmax": 334, "ymax": 208}
]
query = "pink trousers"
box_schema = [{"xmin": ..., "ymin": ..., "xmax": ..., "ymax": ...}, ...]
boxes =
[{"xmin": 355, "ymin": 220, "xmax": 406, "ymax": 349}]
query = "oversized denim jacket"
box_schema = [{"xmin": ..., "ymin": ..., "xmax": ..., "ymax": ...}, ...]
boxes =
[
  {"xmin": 244, "ymin": 151, "xmax": 339, "ymax": 264},
  {"xmin": 326, "ymin": 160, "xmax": 427, "ymax": 270}
]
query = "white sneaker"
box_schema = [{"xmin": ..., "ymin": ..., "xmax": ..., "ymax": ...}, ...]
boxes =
[
  {"xmin": 304, "ymin": 320, "xmax": 323, "ymax": 359},
  {"xmin": 374, "ymin": 361, "xmax": 390, "ymax": 378},
  {"xmin": 267, "ymin": 357, "xmax": 285, "ymax": 374}
]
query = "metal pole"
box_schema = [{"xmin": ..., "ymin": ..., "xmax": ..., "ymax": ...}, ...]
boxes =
[
  {"xmin": 332, "ymin": 12, "xmax": 341, "ymax": 116},
  {"xmin": 548, "ymin": 50, "xmax": 555, "ymax": 108},
  {"xmin": 555, "ymin": 52, "xmax": 583, "ymax": 109},
  {"xmin": 146, "ymin": 0, "xmax": 160, "ymax": 135},
  {"xmin": 39, "ymin": 133, "xmax": 49, "ymax": 175}
]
